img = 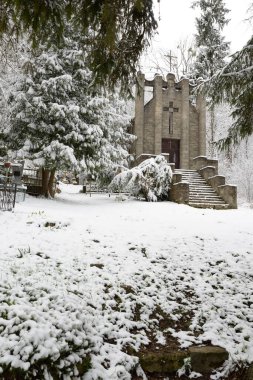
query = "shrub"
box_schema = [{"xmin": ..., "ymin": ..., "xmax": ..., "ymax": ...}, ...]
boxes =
[{"xmin": 109, "ymin": 155, "xmax": 172, "ymax": 202}]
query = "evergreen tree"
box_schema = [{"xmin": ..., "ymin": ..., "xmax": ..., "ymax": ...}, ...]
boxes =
[
  {"xmin": 192, "ymin": 0, "xmax": 230, "ymax": 79},
  {"xmin": 0, "ymin": 0, "xmax": 158, "ymax": 92},
  {"xmin": 0, "ymin": 35, "xmax": 22, "ymax": 158},
  {"xmin": 192, "ymin": 0, "xmax": 230, "ymax": 156},
  {"xmin": 206, "ymin": 36, "xmax": 253, "ymax": 149},
  {"xmin": 5, "ymin": 32, "xmax": 134, "ymax": 197}
]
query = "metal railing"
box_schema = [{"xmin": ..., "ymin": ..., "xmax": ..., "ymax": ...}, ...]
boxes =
[{"xmin": 0, "ymin": 162, "xmax": 26, "ymax": 211}]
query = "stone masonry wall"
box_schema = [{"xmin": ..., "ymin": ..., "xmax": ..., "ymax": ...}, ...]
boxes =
[
  {"xmin": 189, "ymin": 105, "xmax": 200, "ymax": 164},
  {"xmin": 143, "ymin": 99, "xmax": 155, "ymax": 154},
  {"xmin": 134, "ymin": 72, "xmax": 206, "ymax": 168},
  {"xmin": 162, "ymin": 89, "xmax": 181, "ymax": 140}
]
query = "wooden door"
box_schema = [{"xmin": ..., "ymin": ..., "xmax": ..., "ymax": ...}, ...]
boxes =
[{"xmin": 162, "ymin": 138, "xmax": 180, "ymax": 169}]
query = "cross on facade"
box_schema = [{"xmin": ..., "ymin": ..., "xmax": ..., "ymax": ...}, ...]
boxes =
[{"xmin": 163, "ymin": 101, "xmax": 179, "ymax": 134}]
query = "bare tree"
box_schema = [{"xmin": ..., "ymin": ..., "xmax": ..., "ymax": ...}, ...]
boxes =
[{"xmin": 142, "ymin": 37, "xmax": 196, "ymax": 80}]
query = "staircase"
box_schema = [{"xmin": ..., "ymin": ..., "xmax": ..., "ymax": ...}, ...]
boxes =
[{"xmin": 174, "ymin": 169, "xmax": 230, "ymax": 209}]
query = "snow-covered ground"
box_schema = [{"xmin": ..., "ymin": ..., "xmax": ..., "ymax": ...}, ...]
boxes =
[{"xmin": 0, "ymin": 184, "xmax": 253, "ymax": 379}]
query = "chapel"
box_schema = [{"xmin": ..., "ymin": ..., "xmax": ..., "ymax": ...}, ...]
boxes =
[{"xmin": 134, "ymin": 72, "xmax": 206, "ymax": 169}]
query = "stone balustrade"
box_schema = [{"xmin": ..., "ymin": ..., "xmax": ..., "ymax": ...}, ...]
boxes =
[
  {"xmin": 170, "ymin": 181, "xmax": 189, "ymax": 204},
  {"xmin": 195, "ymin": 160, "xmax": 237, "ymax": 209},
  {"xmin": 135, "ymin": 154, "xmax": 156, "ymax": 166},
  {"xmin": 207, "ymin": 175, "xmax": 225, "ymax": 191},
  {"xmin": 169, "ymin": 163, "xmax": 175, "ymax": 172},
  {"xmin": 172, "ymin": 173, "xmax": 182, "ymax": 184},
  {"xmin": 192, "ymin": 156, "xmax": 218, "ymax": 174},
  {"xmin": 199, "ymin": 166, "xmax": 216, "ymax": 180},
  {"xmin": 217, "ymin": 184, "xmax": 237, "ymax": 209}
]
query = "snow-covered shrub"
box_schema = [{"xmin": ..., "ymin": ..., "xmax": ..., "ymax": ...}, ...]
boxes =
[{"xmin": 109, "ymin": 155, "xmax": 172, "ymax": 202}]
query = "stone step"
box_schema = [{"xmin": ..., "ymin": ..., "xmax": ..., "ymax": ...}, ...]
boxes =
[
  {"xmin": 189, "ymin": 199, "xmax": 226, "ymax": 204},
  {"xmin": 184, "ymin": 183, "xmax": 209, "ymax": 186},
  {"xmin": 190, "ymin": 196, "xmax": 220, "ymax": 199},
  {"xmin": 185, "ymin": 178, "xmax": 207, "ymax": 181},
  {"xmin": 184, "ymin": 177, "xmax": 206, "ymax": 180},
  {"xmin": 190, "ymin": 189, "xmax": 216, "ymax": 192},
  {"xmin": 179, "ymin": 172, "xmax": 200, "ymax": 174},
  {"xmin": 190, "ymin": 195, "xmax": 219, "ymax": 198},
  {"xmin": 174, "ymin": 169, "xmax": 230, "ymax": 209},
  {"xmin": 180, "ymin": 173, "xmax": 201, "ymax": 176},
  {"xmin": 190, "ymin": 187, "xmax": 210, "ymax": 189},
  {"xmin": 187, "ymin": 183, "xmax": 208, "ymax": 186},
  {"xmin": 189, "ymin": 184, "xmax": 214, "ymax": 187},
  {"xmin": 184, "ymin": 180, "xmax": 205, "ymax": 182},
  {"xmin": 189, "ymin": 202, "xmax": 230, "ymax": 210},
  {"xmin": 191, "ymin": 199, "xmax": 222, "ymax": 202},
  {"xmin": 184, "ymin": 174, "xmax": 204, "ymax": 176},
  {"xmin": 190, "ymin": 202, "xmax": 226, "ymax": 206},
  {"xmin": 189, "ymin": 191, "xmax": 220, "ymax": 195},
  {"xmin": 189, "ymin": 195, "xmax": 224, "ymax": 200},
  {"xmin": 190, "ymin": 191, "xmax": 216, "ymax": 194},
  {"xmin": 189, "ymin": 186, "xmax": 210, "ymax": 188},
  {"xmin": 190, "ymin": 192, "xmax": 217, "ymax": 196},
  {"xmin": 183, "ymin": 180, "xmax": 209, "ymax": 182},
  {"xmin": 189, "ymin": 200, "xmax": 228, "ymax": 205},
  {"xmin": 190, "ymin": 188, "xmax": 216, "ymax": 192},
  {"xmin": 189, "ymin": 195, "xmax": 225, "ymax": 201},
  {"xmin": 180, "ymin": 172, "xmax": 202, "ymax": 175},
  {"xmin": 190, "ymin": 199, "xmax": 224, "ymax": 202},
  {"xmin": 191, "ymin": 190, "xmax": 214, "ymax": 193},
  {"xmin": 190, "ymin": 191, "xmax": 220, "ymax": 195},
  {"xmin": 184, "ymin": 180, "xmax": 207, "ymax": 183},
  {"xmin": 189, "ymin": 184, "xmax": 212, "ymax": 187}
]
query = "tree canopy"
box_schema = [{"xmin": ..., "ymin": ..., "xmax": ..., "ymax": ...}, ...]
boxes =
[
  {"xmin": 191, "ymin": 0, "xmax": 230, "ymax": 156},
  {"xmin": 192, "ymin": 0, "xmax": 230, "ymax": 79},
  {"xmin": 0, "ymin": 0, "xmax": 158, "ymax": 91}
]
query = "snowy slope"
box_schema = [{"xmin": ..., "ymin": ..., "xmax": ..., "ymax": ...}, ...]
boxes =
[{"xmin": 0, "ymin": 185, "xmax": 252, "ymax": 379}]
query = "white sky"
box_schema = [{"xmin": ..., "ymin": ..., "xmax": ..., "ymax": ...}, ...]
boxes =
[{"xmin": 141, "ymin": 0, "xmax": 252, "ymax": 76}]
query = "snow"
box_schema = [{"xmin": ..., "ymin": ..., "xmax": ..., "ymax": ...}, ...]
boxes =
[
  {"xmin": 6, "ymin": 42, "xmax": 134, "ymax": 179},
  {"xmin": 110, "ymin": 155, "xmax": 172, "ymax": 202},
  {"xmin": 0, "ymin": 186, "xmax": 253, "ymax": 379}
]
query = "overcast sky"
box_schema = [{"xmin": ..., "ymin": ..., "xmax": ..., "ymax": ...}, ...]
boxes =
[{"xmin": 141, "ymin": 0, "xmax": 252, "ymax": 76}]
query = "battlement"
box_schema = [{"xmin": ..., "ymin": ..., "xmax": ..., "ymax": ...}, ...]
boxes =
[{"xmin": 134, "ymin": 72, "xmax": 206, "ymax": 169}]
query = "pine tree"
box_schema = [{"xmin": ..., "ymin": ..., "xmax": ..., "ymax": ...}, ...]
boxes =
[
  {"xmin": 193, "ymin": 0, "xmax": 230, "ymax": 79},
  {"xmin": 206, "ymin": 36, "xmax": 253, "ymax": 149},
  {"xmin": 6, "ymin": 31, "xmax": 134, "ymax": 197},
  {"xmin": 0, "ymin": 35, "xmax": 22, "ymax": 158},
  {"xmin": 192, "ymin": 0, "xmax": 230, "ymax": 156}
]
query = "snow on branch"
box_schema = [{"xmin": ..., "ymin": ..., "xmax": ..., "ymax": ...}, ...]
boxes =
[{"xmin": 109, "ymin": 155, "xmax": 172, "ymax": 202}]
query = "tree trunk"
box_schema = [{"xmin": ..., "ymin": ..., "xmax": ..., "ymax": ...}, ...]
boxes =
[
  {"xmin": 41, "ymin": 168, "xmax": 56, "ymax": 198},
  {"xmin": 48, "ymin": 168, "xmax": 56, "ymax": 198},
  {"xmin": 42, "ymin": 168, "xmax": 50, "ymax": 197}
]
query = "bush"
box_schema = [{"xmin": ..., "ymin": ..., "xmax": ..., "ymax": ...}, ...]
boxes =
[{"xmin": 109, "ymin": 155, "xmax": 172, "ymax": 202}]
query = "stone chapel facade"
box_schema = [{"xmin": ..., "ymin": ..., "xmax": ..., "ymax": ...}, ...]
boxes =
[{"xmin": 134, "ymin": 72, "xmax": 206, "ymax": 169}]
